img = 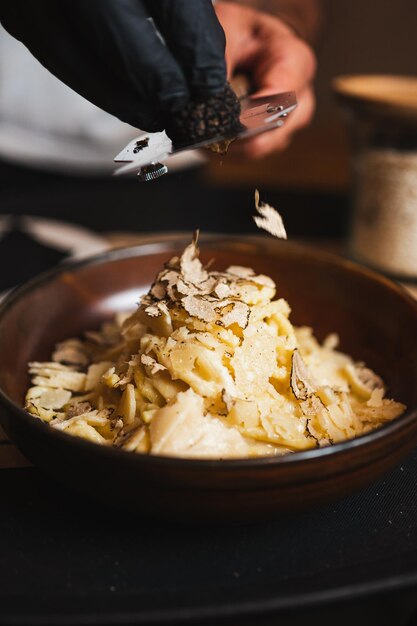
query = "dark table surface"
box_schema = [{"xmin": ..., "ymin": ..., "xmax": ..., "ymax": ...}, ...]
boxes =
[{"xmin": 1, "ymin": 160, "xmax": 417, "ymax": 626}]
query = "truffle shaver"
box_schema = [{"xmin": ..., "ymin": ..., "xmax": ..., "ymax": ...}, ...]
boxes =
[{"xmin": 113, "ymin": 90, "xmax": 297, "ymax": 181}]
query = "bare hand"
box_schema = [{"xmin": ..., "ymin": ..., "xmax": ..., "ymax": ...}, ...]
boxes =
[{"xmin": 214, "ymin": 2, "xmax": 317, "ymax": 158}]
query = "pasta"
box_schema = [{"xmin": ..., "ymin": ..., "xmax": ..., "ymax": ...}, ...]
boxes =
[{"xmin": 24, "ymin": 234, "xmax": 406, "ymax": 459}]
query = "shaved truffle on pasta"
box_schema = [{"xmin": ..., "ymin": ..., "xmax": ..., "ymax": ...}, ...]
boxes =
[{"xmin": 25, "ymin": 233, "xmax": 405, "ymax": 459}]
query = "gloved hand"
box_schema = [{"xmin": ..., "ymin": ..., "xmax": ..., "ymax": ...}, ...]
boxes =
[{"xmin": 0, "ymin": 0, "xmax": 227, "ymax": 131}]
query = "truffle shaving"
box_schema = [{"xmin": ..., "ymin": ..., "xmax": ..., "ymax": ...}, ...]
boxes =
[
  {"xmin": 52, "ymin": 338, "xmax": 89, "ymax": 368},
  {"xmin": 214, "ymin": 282, "xmax": 231, "ymax": 299},
  {"xmin": 355, "ymin": 364, "xmax": 384, "ymax": 391},
  {"xmin": 220, "ymin": 301, "xmax": 250, "ymax": 329},
  {"xmin": 182, "ymin": 294, "xmax": 218, "ymax": 323},
  {"xmin": 206, "ymin": 137, "xmax": 237, "ymax": 155},
  {"xmin": 253, "ymin": 189, "xmax": 287, "ymax": 239},
  {"xmin": 180, "ymin": 233, "xmax": 208, "ymax": 285},
  {"xmin": 67, "ymin": 401, "xmax": 92, "ymax": 419},
  {"xmin": 141, "ymin": 354, "xmax": 167, "ymax": 375},
  {"xmin": 290, "ymin": 350, "xmax": 316, "ymax": 400},
  {"xmin": 226, "ymin": 266, "xmax": 255, "ymax": 279},
  {"xmin": 150, "ymin": 281, "xmax": 166, "ymax": 300},
  {"xmin": 140, "ymin": 233, "xmax": 271, "ymax": 330}
]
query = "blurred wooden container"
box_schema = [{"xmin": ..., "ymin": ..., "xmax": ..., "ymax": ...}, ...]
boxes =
[{"xmin": 333, "ymin": 74, "xmax": 417, "ymax": 279}]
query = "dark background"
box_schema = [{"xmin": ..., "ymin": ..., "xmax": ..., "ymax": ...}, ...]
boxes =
[{"xmin": 1, "ymin": 1, "xmax": 417, "ymax": 624}]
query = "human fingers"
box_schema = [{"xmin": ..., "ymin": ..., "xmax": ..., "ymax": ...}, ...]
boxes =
[{"xmin": 248, "ymin": 32, "xmax": 317, "ymax": 98}]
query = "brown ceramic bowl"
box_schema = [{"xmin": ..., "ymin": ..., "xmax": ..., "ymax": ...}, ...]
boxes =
[{"xmin": 0, "ymin": 234, "xmax": 416, "ymax": 522}]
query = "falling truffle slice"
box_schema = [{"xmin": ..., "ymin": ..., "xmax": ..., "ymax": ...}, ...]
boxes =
[
  {"xmin": 253, "ymin": 189, "xmax": 287, "ymax": 240},
  {"xmin": 165, "ymin": 84, "xmax": 243, "ymax": 148}
]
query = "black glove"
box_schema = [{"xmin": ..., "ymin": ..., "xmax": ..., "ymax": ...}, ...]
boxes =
[{"xmin": 0, "ymin": 0, "xmax": 227, "ymax": 131}]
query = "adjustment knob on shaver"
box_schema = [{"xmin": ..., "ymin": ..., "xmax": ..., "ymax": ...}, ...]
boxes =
[{"xmin": 137, "ymin": 162, "xmax": 168, "ymax": 182}]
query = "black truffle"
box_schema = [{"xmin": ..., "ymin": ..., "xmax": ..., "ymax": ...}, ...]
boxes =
[{"xmin": 166, "ymin": 83, "xmax": 242, "ymax": 148}]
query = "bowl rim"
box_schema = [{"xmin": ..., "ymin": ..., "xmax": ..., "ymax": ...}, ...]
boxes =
[{"xmin": 1, "ymin": 232, "xmax": 417, "ymax": 471}]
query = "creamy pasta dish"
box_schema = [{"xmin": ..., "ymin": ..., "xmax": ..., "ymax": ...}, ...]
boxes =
[{"xmin": 24, "ymin": 230, "xmax": 406, "ymax": 459}]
